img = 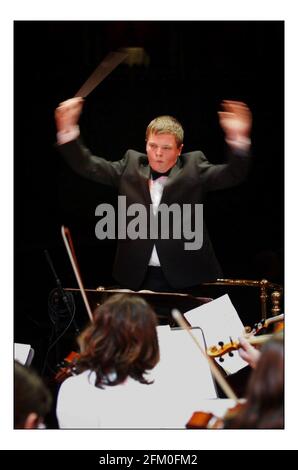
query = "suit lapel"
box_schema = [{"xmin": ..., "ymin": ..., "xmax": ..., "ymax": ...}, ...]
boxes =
[
  {"xmin": 138, "ymin": 163, "xmax": 152, "ymax": 206},
  {"xmin": 160, "ymin": 159, "xmax": 182, "ymax": 205}
]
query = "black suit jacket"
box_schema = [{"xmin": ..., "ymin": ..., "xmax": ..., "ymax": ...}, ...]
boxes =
[{"xmin": 60, "ymin": 139, "xmax": 251, "ymax": 289}]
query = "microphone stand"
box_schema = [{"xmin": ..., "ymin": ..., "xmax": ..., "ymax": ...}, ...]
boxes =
[{"xmin": 45, "ymin": 250, "xmax": 80, "ymax": 335}]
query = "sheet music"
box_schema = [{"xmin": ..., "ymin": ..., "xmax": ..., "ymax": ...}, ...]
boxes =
[
  {"xmin": 154, "ymin": 325, "xmax": 217, "ymax": 398},
  {"xmin": 184, "ymin": 294, "xmax": 248, "ymax": 374},
  {"xmin": 136, "ymin": 325, "xmax": 218, "ymax": 427}
]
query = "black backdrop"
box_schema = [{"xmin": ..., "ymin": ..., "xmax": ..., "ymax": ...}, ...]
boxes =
[{"xmin": 14, "ymin": 21, "xmax": 284, "ymax": 370}]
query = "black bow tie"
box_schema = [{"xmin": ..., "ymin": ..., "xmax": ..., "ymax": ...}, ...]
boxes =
[{"xmin": 150, "ymin": 168, "xmax": 171, "ymax": 180}]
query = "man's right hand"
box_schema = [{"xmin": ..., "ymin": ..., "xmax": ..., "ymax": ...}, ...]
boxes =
[{"xmin": 55, "ymin": 97, "xmax": 84, "ymax": 133}]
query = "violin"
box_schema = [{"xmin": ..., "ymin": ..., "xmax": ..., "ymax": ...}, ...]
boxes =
[
  {"xmin": 55, "ymin": 351, "xmax": 80, "ymax": 382},
  {"xmin": 206, "ymin": 314, "xmax": 284, "ymax": 361},
  {"xmin": 207, "ymin": 331, "xmax": 283, "ymax": 359},
  {"xmin": 186, "ymin": 411, "xmax": 218, "ymax": 429},
  {"xmin": 186, "ymin": 402, "xmax": 245, "ymax": 429},
  {"xmin": 271, "ymin": 314, "xmax": 284, "ymax": 333},
  {"xmin": 245, "ymin": 313, "xmax": 284, "ymax": 336}
]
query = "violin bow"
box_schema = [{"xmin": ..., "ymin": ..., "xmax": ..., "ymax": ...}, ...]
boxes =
[
  {"xmin": 172, "ymin": 309, "xmax": 239, "ymax": 402},
  {"xmin": 61, "ymin": 225, "xmax": 94, "ymax": 323}
]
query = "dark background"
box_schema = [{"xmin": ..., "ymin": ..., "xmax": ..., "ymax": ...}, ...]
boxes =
[{"xmin": 14, "ymin": 21, "xmax": 284, "ymax": 373}]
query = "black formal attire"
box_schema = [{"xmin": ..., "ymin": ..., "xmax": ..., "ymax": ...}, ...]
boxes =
[{"xmin": 59, "ymin": 138, "xmax": 251, "ymax": 291}]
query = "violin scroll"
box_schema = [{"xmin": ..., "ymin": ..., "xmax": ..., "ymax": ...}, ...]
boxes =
[
  {"xmin": 207, "ymin": 339, "xmax": 239, "ymax": 359},
  {"xmin": 206, "ymin": 332, "xmax": 282, "ymax": 359}
]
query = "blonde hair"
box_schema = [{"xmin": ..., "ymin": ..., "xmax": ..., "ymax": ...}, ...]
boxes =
[{"xmin": 146, "ymin": 115, "xmax": 184, "ymax": 147}]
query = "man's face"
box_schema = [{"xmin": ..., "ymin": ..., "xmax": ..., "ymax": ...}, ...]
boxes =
[{"xmin": 146, "ymin": 132, "xmax": 183, "ymax": 173}]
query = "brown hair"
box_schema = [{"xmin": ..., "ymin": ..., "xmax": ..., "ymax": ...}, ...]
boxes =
[
  {"xmin": 146, "ymin": 115, "xmax": 184, "ymax": 147},
  {"xmin": 76, "ymin": 294, "xmax": 159, "ymax": 388},
  {"xmin": 225, "ymin": 337, "xmax": 284, "ymax": 429},
  {"xmin": 14, "ymin": 361, "xmax": 52, "ymax": 428}
]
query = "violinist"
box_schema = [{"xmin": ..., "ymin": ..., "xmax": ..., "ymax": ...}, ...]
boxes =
[
  {"xmin": 224, "ymin": 336, "xmax": 284, "ymax": 429},
  {"xmin": 56, "ymin": 293, "xmax": 160, "ymax": 428}
]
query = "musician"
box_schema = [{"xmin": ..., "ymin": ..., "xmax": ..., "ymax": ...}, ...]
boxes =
[
  {"xmin": 224, "ymin": 336, "xmax": 284, "ymax": 428},
  {"xmin": 55, "ymin": 98, "xmax": 252, "ymax": 293},
  {"xmin": 14, "ymin": 360, "xmax": 52, "ymax": 429},
  {"xmin": 56, "ymin": 294, "xmax": 160, "ymax": 428}
]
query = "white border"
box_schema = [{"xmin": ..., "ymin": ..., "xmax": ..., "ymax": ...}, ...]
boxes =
[{"xmin": 1, "ymin": 0, "xmax": 297, "ymax": 451}]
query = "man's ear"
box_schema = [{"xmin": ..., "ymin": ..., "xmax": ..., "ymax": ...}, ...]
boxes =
[
  {"xmin": 24, "ymin": 412, "xmax": 39, "ymax": 429},
  {"xmin": 178, "ymin": 143, "xmax": 184, "ymax": 155}
]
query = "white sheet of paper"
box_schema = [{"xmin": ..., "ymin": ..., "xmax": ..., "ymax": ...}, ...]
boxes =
[
  {"xmin": 184, "ymin": 294, "xmax": 248, "ymax": 374},
  {"xmin": 154, "ymin": 325, "xmax": 217, "ymax": 398},
  {"xmin": 136, "ymin": 325, "xmax": 218, "ymax": 428},
  {"xmin": 14, "ymin": 343, "xmax": 31, "ymax": 365}
]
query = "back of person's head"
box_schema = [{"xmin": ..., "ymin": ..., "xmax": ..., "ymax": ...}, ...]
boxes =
[
  {"xmin": 225, "ymin": 337, "xmax": 284, "ymax": 429},
  {"xmin": 77, "ymin": 294, "xmax": 159, "ymax": 387},
  {"xmin": 146, "ymin": 115, "xmax": 184, "ymax": 147},
  {"xmin": 14, "ymin": 360, "xmax": 52, "ymax": 429}
]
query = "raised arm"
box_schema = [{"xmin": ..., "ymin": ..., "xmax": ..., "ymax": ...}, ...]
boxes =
[
  {"xmin": 197, "ymin": 100, "xmax": 252, "ymax": 191},
  {"xmin": 218, "ymin": 100, "xmax": 252, "ymax": 151},
  {"xmin": 54, "ymin": 97, "xmax": 127, "ymax": 187},
  {"xmin": 55, "ymin": 97, "xmax": 84, "ymax": 143}
]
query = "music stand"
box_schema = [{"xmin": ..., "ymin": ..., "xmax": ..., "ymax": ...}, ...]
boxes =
[
  {"xmin": 64, "ymin": 287, "xmax": 213, "ymax": 325},
  {"xmin": 14, "ymin": 343, "xmax": 35, "ymax": 367}
]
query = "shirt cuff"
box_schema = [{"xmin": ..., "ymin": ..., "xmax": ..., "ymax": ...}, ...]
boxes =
[
  {"xmin": 226, "ymin": 136, "xmax": 251, "ymax": 152},
  {"xmin": 57, "ymin": 126, "xmax": 80, "ymax": 145}
]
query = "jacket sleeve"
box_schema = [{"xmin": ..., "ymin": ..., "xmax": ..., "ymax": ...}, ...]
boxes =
[
  {"xmin": 58, "ymin": 138, "xmax": 129, "ymax": 188},
  {"xmin": 197, "ymin": 148, "xmax": 252, "ymax": 192}
]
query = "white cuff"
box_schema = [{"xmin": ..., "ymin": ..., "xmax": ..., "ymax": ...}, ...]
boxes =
[
  {"xmin": 57, "ymin": 126, "xmax": 80, "ymax": 145},
  {"xmin": 226, "ymin": 136, "xmax": 251, "ymax": 152}
]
